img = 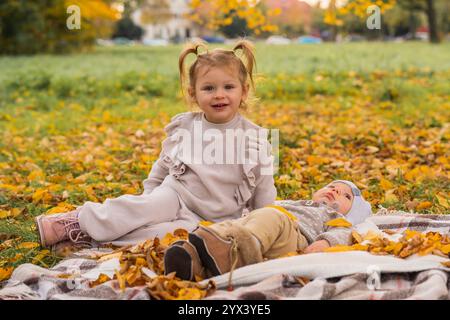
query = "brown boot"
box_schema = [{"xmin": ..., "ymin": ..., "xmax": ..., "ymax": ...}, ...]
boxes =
[
  {"xmin": 188, "ymin": 224, "xmax": 263, "ymax": 277},
  {"xmin": 164, "ymin": 240, "xmax": 206, "ymax": 281}
]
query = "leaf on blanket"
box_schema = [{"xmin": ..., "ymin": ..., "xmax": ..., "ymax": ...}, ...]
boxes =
[
  {"xmin": 352, "ymin": 230, "xmax": 363, "ymax": 243},
  {"xmin": 160, "ymin": 228, "xmax": 188, "ymax": 247},
  {"xmin": 89, "ymin": 273, "xmax": 112, "ymax": 287},
  {"xmin": 325, "ymin": 218, "xmax": 352, "ymax": 228},
  {"xmin": 146, "ymin": 273, "xmax": 216, "ymax": 300},
  {"xmin": 98, "ymin": 251, "xmax": 123, "ymax": 263},
  {"xmin": 441, "ymin": 244, "xmax": 450, "ymax": 255},
  {"xmin": 87, "ymin": 230, "xmax": 215, "ymax": 299},
  {"xmin": 357, "ymin": 229, "xmax": 450, "ymax": 259},
  {"xmin": 324, "ymin": 244, "xmax": 368, "ymax": 252},
  {"xmin": 325, "ymin": 229, "xmax": 450, "ymax": 260}
]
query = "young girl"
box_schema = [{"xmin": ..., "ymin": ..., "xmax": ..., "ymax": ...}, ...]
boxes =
[{"xmin": 35, "ymin": 40, "xmax": 277, "ymax": 249}]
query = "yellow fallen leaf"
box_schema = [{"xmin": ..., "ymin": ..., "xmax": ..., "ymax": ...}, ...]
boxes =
[
  {"xmin": 27, "ymin": 170, "xmax": 45, "ymax": 181},
  {"xmin": 436, "ymin": 194, "xmax": 449, "ymax": 209},
  {"xmin": 10, "ymin": 208, "xmax": 23, "ymax": 218},
  {"xmin": 384, "ymin": 189, "xmax": 398, "ymax": 202},
  {"xmin": 265, "ymin": 205, "xmax": 298, "ymax": 221},
  {"xmin": 17, "ymin": 242, "xmax": 40, "ymax": 249},
  {"xmin": 379, "ymin": 178, "xmax": 393, "ymax": 191},
  {"xmin": 366, "ymin": 146, "xmax": 379, "ymax": 154},
  {"xmin": 441, "ymin": 244, "xmax": 450, "ymax": 255},
  {"xmin": 325, "ymin": 218, "xmax": 352, "ymax": 228},
  {"xmin": 32, "ymin": 188, "xmax": 51, "ymax": 204},
  {"xmin": 98, "ymin": 251, "xmax": 123, "ymax": 263},
  {"xmin": 115, "ymin": 269, "xmax": 126, "ymax": 292},
  {"xmin": 46, "ymin": 202, "xmax": 76, "ymax": 214},
  {"xmin": 175, "ymin": 288, "xmax": 203, "ymax": 300},
  {"xmin": 363, "ymin": 230, "xmax": 381, "ymax": 241},
  {"xmin": 198, "ymin": 221, "xmax": 214, "ymax": 227},
  {"xmin": 0, "ymin": 210, "xmax": 10, "ymax": 219},
  {"xmin": 352, "ymin": 230, "xmax": 363, "ymax": 243},
  {"xmin": 416, "ymin": 201, "xmax": 432, "ymax": 210},
  {"xmin": 324, "ymin": 245, "xmax": 355, "ymax": 252},
  {"xmin": 351, "ymin": 244, "xmax": 369, "ymax": 251},
  {"xmin": 0, "ymin": 267, "xmax": 13, "ymax": 281},
  {"xmin": 89, "ymin": 273, "xmax": 112, "ymax": 288}
]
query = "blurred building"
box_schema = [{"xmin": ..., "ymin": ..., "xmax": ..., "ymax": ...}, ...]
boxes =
[{"xmin": 131, "ymin": 0, "xmax": 203, "ymax": 43}]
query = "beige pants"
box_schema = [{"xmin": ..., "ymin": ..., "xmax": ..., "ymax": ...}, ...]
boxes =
[{"xmin": 210, "ymin": 206, "xmax": 308, "ymax": 260}]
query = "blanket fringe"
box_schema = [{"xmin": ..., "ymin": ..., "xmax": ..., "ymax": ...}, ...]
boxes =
[{"xmin": 0, "ymin": 282, "xmax": 41, "ymax": 300}]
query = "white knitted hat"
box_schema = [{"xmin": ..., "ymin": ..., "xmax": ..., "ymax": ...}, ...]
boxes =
[{"xmin": 329, "ymin": 180, "xmax": 372, "ymax": 225}]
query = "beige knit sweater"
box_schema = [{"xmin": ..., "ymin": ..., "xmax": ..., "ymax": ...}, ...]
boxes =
[{"xmin": 143, "ymin": 111, "xmax": 277, "ymax": 221}]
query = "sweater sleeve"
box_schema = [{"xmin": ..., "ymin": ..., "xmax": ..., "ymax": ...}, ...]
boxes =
[
  {"xmin": 315, "ymin": 226, "xmax": 352, "ymax": 246},
  {"xmin": 142, "ymin": 112, "xmax": 191, "ymax": 195},
  {"xmin": 142, "ymin": 160, "xmax": 169, "ymax": 195},
  {"xmin": 248, "ymin": 173, "xmax": 277, "ymax": 210}
]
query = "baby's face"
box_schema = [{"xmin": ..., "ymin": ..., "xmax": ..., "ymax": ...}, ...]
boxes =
[{"xmin": 312, "ymin": 182, "xmax": 354, "ymax": 215}]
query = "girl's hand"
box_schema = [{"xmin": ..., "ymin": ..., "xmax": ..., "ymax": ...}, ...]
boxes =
[{"xmin": 303, "ymin": 240, "xmax": 331, "ymax": 254}]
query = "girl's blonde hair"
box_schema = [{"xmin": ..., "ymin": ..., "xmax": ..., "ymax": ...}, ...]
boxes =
[{"xmin": 178, "ymin": 39, "xmax": 257, "ymax": 109}]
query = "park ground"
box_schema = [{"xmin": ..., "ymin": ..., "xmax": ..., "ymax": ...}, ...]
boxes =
[{"xmin": 0, "ymin": 42, "xmax": 449, "ymax": 280}]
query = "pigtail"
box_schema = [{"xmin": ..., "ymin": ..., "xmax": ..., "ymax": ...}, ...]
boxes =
[
  {"xmin": 178, "ymin": 40, "xmax": 208, "ymax": 99},
  {"xmin": 232, "ymin": 39, "xmax": 256, "ymax": 90}
]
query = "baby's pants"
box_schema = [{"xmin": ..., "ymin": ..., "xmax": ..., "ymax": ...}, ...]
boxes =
[
  {"xmin": 211, "ymin": 207, "xmax": 308, "ymax": 259},
  {"xmin": 78, "ymin": 185, "xmax": 200, "ymax": 245}
]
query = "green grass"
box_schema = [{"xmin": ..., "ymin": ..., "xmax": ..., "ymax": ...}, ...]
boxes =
[{"xmin": 1, "ymin": 42, "xmax": 449, "ymax": 83}]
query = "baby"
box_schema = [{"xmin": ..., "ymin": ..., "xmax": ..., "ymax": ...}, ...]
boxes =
[{"xmin": 164, "ymin": 180, "xmax": 372, "ymax": 281}]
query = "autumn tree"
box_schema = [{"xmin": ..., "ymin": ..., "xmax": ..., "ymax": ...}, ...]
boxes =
[
  {"xmin": 0, "ymin": 0, "xmax": 119, "ymax": 54},
  {"xmin": 396, "ymin": 0, "xmax": 441, "ymax": 43},
  {"xmin": 324, "ymin": 0, "xmax": 396, "ymax": 41},
  {"xmin": 187, "ymin": 0, "xmax": 280, "ymax": 36}
]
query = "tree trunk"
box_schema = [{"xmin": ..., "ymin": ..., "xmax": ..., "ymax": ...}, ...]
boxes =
[{"xmin": 425, "ymin": 0, "xmax": 439, "ymax": 43}]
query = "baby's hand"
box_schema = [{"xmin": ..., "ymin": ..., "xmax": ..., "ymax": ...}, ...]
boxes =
[{"xmin": 303, "ymin": 240, "xmax": 330, "ymax": 254}]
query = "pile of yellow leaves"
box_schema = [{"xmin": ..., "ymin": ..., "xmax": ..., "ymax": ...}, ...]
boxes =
[
  {"xmin": 325, "ymin": 229, "xmax": 450, "ymax": 267},
  {"xmin": 74, "ymin": 229, "xmax": 216, "ymax": 300}
]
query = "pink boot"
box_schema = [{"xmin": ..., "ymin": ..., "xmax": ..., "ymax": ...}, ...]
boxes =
[{"xmin": 35, "ymin": 208, "xmax": 91, "ymax": 248}]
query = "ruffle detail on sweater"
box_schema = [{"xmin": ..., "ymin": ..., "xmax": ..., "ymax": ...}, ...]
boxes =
[
  {"xmin": 159, "ymin": 112, "xmax": 193, "ymax": 180},
  {"xmin": 233, "ymin": 134, "xmax": 266, "ymax": 206},
  {"xmin": 161, "ymin": 155, "xmax": 186, "ymax": 179}
]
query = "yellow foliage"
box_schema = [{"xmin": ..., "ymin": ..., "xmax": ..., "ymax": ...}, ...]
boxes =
[
  {"xmin": 325, "ymin": 218, "xmax": 352, "ymax": 228},
  {"xmin": 265, "ymin": 205, "xmax": 298, "ymax": 221}
]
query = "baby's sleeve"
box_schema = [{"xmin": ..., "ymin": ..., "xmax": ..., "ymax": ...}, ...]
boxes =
[{"xmin": 315, "ymin": 226, "xmax": 352, "ymax": 246}]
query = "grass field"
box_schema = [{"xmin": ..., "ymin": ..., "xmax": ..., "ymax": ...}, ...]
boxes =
[{"xmin": 0, "ymin": 42, "xmax": 449, "ymax": 280}]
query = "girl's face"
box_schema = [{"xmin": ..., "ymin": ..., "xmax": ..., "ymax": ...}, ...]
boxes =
[
  {"xmin": 189, "ymin": 66, "xmax": 249, "ymax": 124},
  {"xmin": 312, "ymin": 182, "xmax": 354, "ymax": 215}
]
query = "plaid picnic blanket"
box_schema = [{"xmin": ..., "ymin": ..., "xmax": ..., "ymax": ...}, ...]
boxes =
[{"xmin": 1, "ymin": 212, "xmax": 449, "ymax": 300}]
